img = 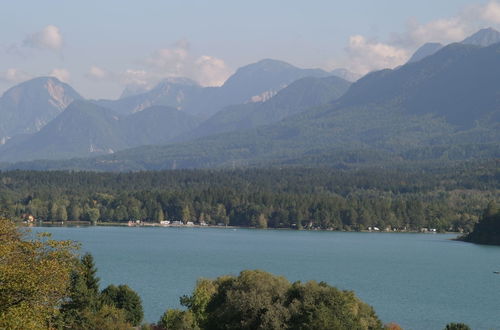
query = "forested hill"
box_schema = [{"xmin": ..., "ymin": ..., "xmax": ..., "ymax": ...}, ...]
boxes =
[
  {"xmin": 1, "ymin": 162, "xmax": 497, "ymax": 232},
  {"xmin": 337, "ymin": 42, "xmax": 500, "ymax": 126},
  {"xmin": 460, "ymin": 202, "xmax": 500, "ymax": 245}
]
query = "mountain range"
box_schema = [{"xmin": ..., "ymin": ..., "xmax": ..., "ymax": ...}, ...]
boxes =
[
  {"xmin": 0, "ymin": 60, "xmax": 349, "ymax": 162},
  {"xmin": 94, "ymin": 59, "xmax": 336, "ymax": 118},
  {"xmin": 0, "ymin": 28, "xmax": 499, "ymax": 170},
  {"xmin": 177, "ymin": 75, "xmax": 351, "ymax": 142},
  {"xmin": 0, "ymin": 102, "xmax": 199, "ymax": 162}
]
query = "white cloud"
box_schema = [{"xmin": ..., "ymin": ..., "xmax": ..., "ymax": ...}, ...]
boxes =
[
  {"xmin": 86, "ymin": 66, "xmax": 110, "ymax": 80},
  {"xmin": 194, "ymin": 55, "xmax": 232, "ymax": 86},
  {"xmin": 0, "ymin": 68, "xmax": 32, "ymax": 83},
  {"xmin": 49, "ymin": 68, "xmax": 70, "ymax": 83},
  {"xmin": 344, "ymin": 35, "xmax": 409, "ymax": 74},
  {"xmin": 86, "ymin": 40, "xmax": 233, "ymax": 94},
  {"xmin": 142, "ymin": 39, "xmax": 232, "ymax": 87},
  {"xmin": 121, "ymin": 69, "xmax": 151, "ymax": 88},
  {"xmin": 24, "ymin": 25, "xmax": 63, "ymax": 51},
  {"xmin": 396, "ymin": 1, "xmax": 500, "ymax": 47},
  {"xmin": 333, "ymin": 1, "xmax": 500, "ymax": 76},
  {"xmin": 479, "ymin": 1, "xmax": 500, "ymax": 23},
  {"xmin": 145, "ymin": 39, "xmax": 190, "ymax": 75},
  {"xmin": 405, "ymin": 17, "xmax": 468, "ymax": 45}
]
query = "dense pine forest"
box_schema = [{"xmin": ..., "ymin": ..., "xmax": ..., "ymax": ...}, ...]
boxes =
[{"xmin": 0, "ymin": 160, "xmax": 498, "ymax": 232}]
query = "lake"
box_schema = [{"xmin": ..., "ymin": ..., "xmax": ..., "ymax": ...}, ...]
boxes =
[{"xmin": 32, "ymin": 226, "xmax": 500, "ymax": 329}]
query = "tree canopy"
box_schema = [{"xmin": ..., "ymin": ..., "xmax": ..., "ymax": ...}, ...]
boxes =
[
  {"xmin": 160, "ymin": 270, "xmax": 384, "ymax": 330},
  {"xmin": 460, "ymin": 202, "xmax": 500, "ymax": 245},
  {"xmin": 0, "ymin": 219, "xmax": 78, "ymax": 329},
  {"xmin": 0, "ymin": 220, "xmax": 143, "ymax": 329},
  {"xmin": 0, "ymin": 163, "xmax": 497, "ymax": 232},
  {"xmin": 60, "ymin": 254, "xmax": 144, "ymax": 328}
]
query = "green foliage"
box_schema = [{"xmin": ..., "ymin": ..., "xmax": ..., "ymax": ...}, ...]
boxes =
[
  {"xmin": 72, "ymin": 304, "xmax": 131, "ymax": 330},
  {"xmin": 60, "ymin": 253, "xmax": 103, "ymax": 327},
  {"xmin": 0, "ymin": 219, "xmax": 79, "ymax": 329},
  {"xmin": 85, "ymin": 208, "xmax": 100, "ymax": 224},
  {"xmin": 444, "ymin": 322, "xmax": 471, "ymax": 330},
  {"xmin": 203, "ymin": 270, "xmax": 291, "ymax": 329},
  {"xmin": 0, "ymin": 220, "xmax": 142, "ymax": 329},
  {"xmin": 159, "ymin": 309, "xmax": 200, "ymax": 330},
  {"xmin": 81, "ymin": 253, "xmax": 101, "ymax": 297},
  {"xmin": 286, "ymin": 281, "xmax": 382, "ymax": 330},
  {"xmin": 101, "ymin": 284, "xmax": 144, "ymax": 326},
  {"xmin": 163, "ymin": 270, "xmax": 384, "ymax": 330},
  {"xmin": 179, "ymin": 279, "xmax": 217, "ymax": 325},
  {"xmin": 60, "ymin": 253, "xmax": 143, "ymax": 329},
  {"xmin": 0, "ymin": 164, "xmax": 497, "ymax": 232},
  {"xmin": 461, "ymin": 202, "xmax": 500, "ymax": 245}
]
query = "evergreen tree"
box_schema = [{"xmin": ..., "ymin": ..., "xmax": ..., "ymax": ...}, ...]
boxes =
[
  {"xmin": 60, "ymin": 253, "xmax": 101, "ymax": 327},
  {"xmin": 444, "ymin": 323, "xmax": 471, "ymax": 330},
  {"xmin": 57, "ymin": 205, "xmax": 68, "ymax": 222},
  {"xmin": 69, "ymin": 203, "xmax": 82, "ymax": 221},
  {"xmin": 182, "ymin": 206, "xmax": 191, "ymax": 224},
  {"xmin": 101, "ymin": 284, "xmax": 144, "ymax": 326},
  {"xmin": 60, "ymin": 253, "xmax": 137, "ymax": 329},
  {"xmin": 155, "ymin": 208, "xmax": 165, "ymax": 223}
]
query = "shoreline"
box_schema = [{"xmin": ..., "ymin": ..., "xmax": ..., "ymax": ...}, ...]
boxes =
[{"xmin": 24, "ymin": 221, "xmax": 461, "ymax": 235}]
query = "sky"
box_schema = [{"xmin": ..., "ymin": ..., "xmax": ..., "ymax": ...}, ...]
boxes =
[{"xmin": 1, "ymin": 0, "xmax": 500, "ymax": 99}]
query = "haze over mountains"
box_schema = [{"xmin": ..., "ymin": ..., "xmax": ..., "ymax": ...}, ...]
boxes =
[
  {"xmin": 94, "ymin": 59, "xmax": 335, "ymax": 118},
  {"xmin": 406, "ymin": 27, "xmax": 500, "ymax": 64},
  {"xmin": 0, "ymin": 28, "xmax": 499, "ymax": 170}
]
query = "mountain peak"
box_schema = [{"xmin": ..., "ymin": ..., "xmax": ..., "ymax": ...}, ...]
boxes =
[
  {"xmin": 3, "ymin": 76, "xmax": 82, "ymax": 114},
  {"xmin": 223, "ymin": 59, "xmax": 329, "ymax": 88},
  {"xmin": 461, "ymin": 27, "xmax": 500, "ymax": 47},
  {"xmin": 407, "ymin": 42, "xmax": 444, "ymax": 63},
  {"xmin": 3, "ymin": 76, "xmax": 63, "ymax": 96},
  {"xmin": 162, "ymin": 77, "xmax": 199, "ymax": 85},
  {"xmin": 155, "ymin": 77, "xmax": 200, "ymax": 88},
  {"xmin": 0, "ymin": 77, "xmax": 82, "ymax": 136},
  {"xmin": 236, "ymin": 59, "xmax": 297, "ymax": 73},
  {"xmin": 119, "ymin": 77, "xmax": 200, "ymax": 99}
]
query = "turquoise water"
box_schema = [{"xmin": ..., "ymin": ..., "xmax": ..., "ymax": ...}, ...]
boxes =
[{"xmin": 32, "ymin": 226, "xmax": 500, "ymax": 329}]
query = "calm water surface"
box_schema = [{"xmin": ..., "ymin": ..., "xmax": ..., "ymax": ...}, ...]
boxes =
[{"xmin": 32, "ymin": 226, "xmax": 500, "ymax": 329}]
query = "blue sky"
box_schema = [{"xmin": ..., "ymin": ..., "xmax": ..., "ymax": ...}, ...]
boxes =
[{"xmin": 0, "ymin": 0, "xmax": 498, "ymax": 99}]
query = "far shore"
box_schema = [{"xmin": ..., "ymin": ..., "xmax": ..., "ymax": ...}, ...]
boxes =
[{"xmin": 23, "ymin": 220, "xmax": 461, "ymax": 235}]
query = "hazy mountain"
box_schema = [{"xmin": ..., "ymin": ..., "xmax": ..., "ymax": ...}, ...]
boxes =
[
  {"xmin": 339, "ymin": 42, "xmax": 500, "ymax": 126},
  {"xmin": 96, "ymin": 78, "xmax": 204, "ymax": 115},
  {"xmin": 95, "ymin": 59, "xmax": 330, "ymax": 118},
  {"xmin": 0, "ymin": 77, "xmax": 82, "ymax": 139},
  {"xmin": 0, "ymin": 59, "xmax": 332, "ymax": 163},
  {"xmin": 119, "ymin": 84, "xmax": 152, "ymax": 99},
  {"xmin": 4, "ymin": 30, "xmax": 500, "ymax": 170},
  {"xmin": 0, "ymin": 128, "xmax": 6, "ymax": 145},
  {"xmin": 123, "ymin": 105, "xmax": 200, "ymax": 147},
  {"xmin": 181, "ymin": 76, "xmax": 351, "ymax": 141},
  {"xmin": 407, "ymin": 28, "xmax": 500, "ymax": 64},
  {"xmin": 0, "ymin": 102, "xmax": 200, "ymax": 162},
  {"xmin": 0, "ymin": 101, "xmax": 125, "ymax": 162},
  {"xmin": 331, "ymin": 68, "xmax": 361, "ymax": 82},
  {"xmin": 461, "ymin": 27, "xmax": 500, "ymax": 46},
  {"xmin": 407, "ymin": 42, "xmax": 443, "ymax": 63},
  {"xmin": 23, "ymin": 39, "xmax": 500, "ymax": 171},
  {"xmin": 206, "ymin": 59, "xmax": 330, "ymax": 112}
]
